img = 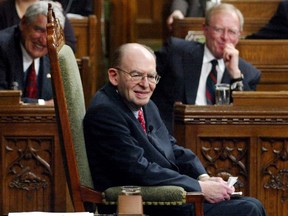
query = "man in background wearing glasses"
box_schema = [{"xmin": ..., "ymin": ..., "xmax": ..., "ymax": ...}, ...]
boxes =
[
  {"xmin": 152, "ymin": 3, "xmax": 261, "ymax": 134},
  {"xmin": 83, "ymin": 43, "xmax": 266, "ymax": 216}
]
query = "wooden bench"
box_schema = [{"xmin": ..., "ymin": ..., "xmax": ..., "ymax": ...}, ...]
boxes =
[
  {"xmin": 222, "ymin": 0, "xmax": 280, "ymax": 19},
  {"xmin": 172, "ymin": 17, "xmax": 270, "ymax": 39},
  {"xmin": 236, "ymin": 40, "xmax": 288, "ymax": 91}
]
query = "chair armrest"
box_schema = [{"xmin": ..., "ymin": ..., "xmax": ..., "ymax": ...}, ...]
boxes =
[
  {"xmin": 80, "ymin": 185, "xmax": 103, "ymax": 203},
  {"xmin": 186, "ymin": 192, "xmax": 204, "ymax": 216}
]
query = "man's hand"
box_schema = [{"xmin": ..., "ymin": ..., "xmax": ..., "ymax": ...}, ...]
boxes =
[
  {"xmin": 44, "ymin": 99, "xmax": 54, "ymax": 106},
  {"xmin": 223, "ymin": 43, "xmax": 242, "ymax": 79},
  {"xmin": 166, "ymin": 10, "xmax": 184, "ymax": 31},
  {"xmin": 198, "ymin": 177, "xmax": 235, "ymax": 203}
]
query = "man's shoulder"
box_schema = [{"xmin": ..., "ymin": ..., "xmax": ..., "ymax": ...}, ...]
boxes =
[
  {"xmin": 169, "ymin": 36, "xmax": 202, "ymax": 48},
  {"xmin": 88, "ymin": 83, "xmax": 117, "ymax": 108},
  {"xmin": 156, "ymin": 37, "xmax": 204, "ymax": 56},
  {"xmin": 238, "ymin": 57, "xmax": 261, "ymax": 76},
  {"xmin": 0, "ymin": 25, "xmax": 18, "ymax": 44}
]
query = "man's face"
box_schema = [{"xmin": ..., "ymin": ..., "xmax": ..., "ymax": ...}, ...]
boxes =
[
  {"xmin": 109, "ymin": 45, "xmax": 158, "ymax": 109},
  {"xmin": 204, "ymin": 11, "xmax": 241, "ymax": 59},
  {"xmin": 20, "ymin": 14, "xmax": 48, "ymax": 58}
]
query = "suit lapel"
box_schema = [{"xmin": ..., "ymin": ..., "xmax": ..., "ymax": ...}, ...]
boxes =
[
  {"xmin": 12, "ymin": 41, "xmax": 25, "ymax": 90},
  {"xmin": 39, "ymin": 56, "xmax": 52, "ymax": 98},
  {"xmin": 105, "ymin": 83, "xmax": 142, "ymax": 127},
  {"xmin": 183, "ymin": 44, "xmax": 205, "ymax": 104},
  {"xmin": 143, "ymin": 106, "xmax": 178, "ymax": 167}
]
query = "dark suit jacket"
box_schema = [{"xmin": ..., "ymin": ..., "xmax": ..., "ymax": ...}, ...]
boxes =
[
  {"xmin": 83, "ymin": 83, "xmax": 206, "ymax": 192},
  {"xmin": 58, "ymin": 0, "xmax": 93, "ymax": 16},
  {"xmin": 0, "ymin": 25, "xmax": 53, "ymax": 103},
  {"xmin": 152, "ymin": 37, "xmax": 261, "ymax": 133},
  {"xmin": 246, "ymin": 1, "xmax": 288, "ymax": 39},
  {"xmin": 171, "ymin": 0, "xmax": 207, "ymax": 17}
]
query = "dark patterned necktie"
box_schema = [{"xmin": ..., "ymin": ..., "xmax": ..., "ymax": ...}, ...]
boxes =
[
  {"xmin": 206, "ymin": 59, "xmax": 218, "ymax": 105},
  {"xmin": 24, "ymin": 61, "xmax": 38, "ymax": 98},
  {"xmin": 138, "ymin": 109, "xmax": 146, "ymax": 133}
]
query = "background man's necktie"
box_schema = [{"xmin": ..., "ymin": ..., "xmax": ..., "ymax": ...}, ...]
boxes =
[
  {"xmin": 206, "ymin": 59, "xmax": 218, "ymax": 105},
  {"xmin": 138, "ymin": 109, "xmax": 146, "ymax": 133},
  {"xmin": 24, "ymin": 61, "xmax": 38, "ymax": 98}
]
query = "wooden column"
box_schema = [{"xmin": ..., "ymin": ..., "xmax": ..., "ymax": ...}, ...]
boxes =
[{"xmin": 109, "ymin": 0, "xmax": 137, "ymax": 59}]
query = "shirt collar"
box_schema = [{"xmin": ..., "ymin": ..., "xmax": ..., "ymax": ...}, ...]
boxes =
[
  {"xmin": 20, "ymin": 42, "xmax": 40, "ymax": 73},
  {"xmin": 203, "ymin": 44, "xmax": 225, "ymax": 73},
  {"xmin": 115, "ymin": 89, "xmax": 142, "ymax": 118}
]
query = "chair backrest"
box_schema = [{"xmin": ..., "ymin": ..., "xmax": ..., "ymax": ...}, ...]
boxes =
[{"xmin": 46, "ymin": 3, "xmax": 102, "ymax": 211}]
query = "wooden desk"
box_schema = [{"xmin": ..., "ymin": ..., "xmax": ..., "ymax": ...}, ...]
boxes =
[
  {"xmin": 0, "ymin": 92, "xmax": 67, "ymax": 215},
  {"xmin": 173, "ymin": 92, "xmax": 288, "ymax": 216},
  {"xmin": 236, "ymin": 40, "xmax": 288, "ymax": 91}
]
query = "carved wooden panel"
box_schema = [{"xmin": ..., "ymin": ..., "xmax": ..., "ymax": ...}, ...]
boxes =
[
  {"xmin": 174, "ymin": 102, "xmax": 288, "ymax": 216},
  {"xmin": 0, "ymin": 105, "xmax": 66, "ymax": 215},
  {"xmin": 260, "ymin": 137, "xmax": 288, "ymax": 216},
  {"xmin": 3, "ymin": 137, "xmax": 54, "ymax": 213},
  {"xmin": 198, "ymin": 137, "xmax": 249, "ymax": 194}
]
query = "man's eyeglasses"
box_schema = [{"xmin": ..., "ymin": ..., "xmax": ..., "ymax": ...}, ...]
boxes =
[
  {"xmin": 115, "ymin": 67, "xmax": 161, "ymax": 84},
  {"xmin": 208, "ymin": 25, "xmax": 240, "ymax": 39}
]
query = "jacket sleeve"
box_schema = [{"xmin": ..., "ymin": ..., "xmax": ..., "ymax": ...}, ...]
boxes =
[{"xmin": 170, "ymin": 135, "xmax": 207, "ymax": 179}]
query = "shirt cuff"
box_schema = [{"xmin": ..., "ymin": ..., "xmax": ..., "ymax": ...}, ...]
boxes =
[
  {"xmin": 38, "ymin": 99, "xmax": 45, "ymax": 105},
  {"xmin": 198, "ymin": 174, "xmax": 210, "ymax": 181}
]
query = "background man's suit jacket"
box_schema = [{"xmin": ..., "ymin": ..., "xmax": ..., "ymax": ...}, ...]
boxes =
[
  {"xmin": 171, "ymin": 0, "xmax": 207, "ymax": 17},
  {"xmin": 0, "ymin": 25, "xmax": 53, "ymax": 103},
  {"xmin": 246, "ymin": 1, "xmax": 288, "ymax": 39},
  {"xmin": 84, "ymin": 83, "xmax": 206, "ymax": 192},
  {"xmin": 152, "ymin": 37, "xmax": 261, "ymax": 133}
]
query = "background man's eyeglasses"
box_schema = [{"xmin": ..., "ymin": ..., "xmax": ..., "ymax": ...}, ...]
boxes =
[{"xmin": 208, "ymin": 25, "xmax": 240, "ymax": 39}]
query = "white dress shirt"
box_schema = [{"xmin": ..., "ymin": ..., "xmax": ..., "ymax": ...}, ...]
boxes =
[{"xmin": 195, "ymin": 45, "xmax": 225, "ymax": 105}]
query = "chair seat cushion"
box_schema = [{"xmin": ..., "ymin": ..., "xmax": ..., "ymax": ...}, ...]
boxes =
[{"xmin": 103, "ymin": 186, "xmax": 186, "ymax": 205}]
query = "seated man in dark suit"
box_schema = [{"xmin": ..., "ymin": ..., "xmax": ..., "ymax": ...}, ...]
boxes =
[
  {"xmin": 58, "ymin": 0, "xmax": 93, "ymax": 16},
  {"xmin": 0, "ymin": 1, "xmax": 64, "ymax": 105},
  {"xmin": 246, "ymin": 0, "xmax": 288, "ymax": 39},
  {"xmin": 83, "ymin": 42, "xmax": 267, "ymax": 216},
  {"xmin": 152, "ymin": 3, "xmax": 261, "ymax": 133}
]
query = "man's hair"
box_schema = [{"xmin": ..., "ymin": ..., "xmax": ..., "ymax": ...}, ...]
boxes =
[
  {"xmin": 24, "ymin": 1, "xmax": 65, "ymax": 28},
  {"xmin": 110, "ymin": 43, "xmax": 156, "ymax": 68},
  {"xmin": 205, "ymin": 3, "xmax": 244, "ymax": 31}
]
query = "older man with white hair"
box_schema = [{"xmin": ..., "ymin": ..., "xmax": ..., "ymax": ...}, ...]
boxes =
[{"xmin": 0, "ymin": 1, "xmax": 64, "ymax": 105}]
